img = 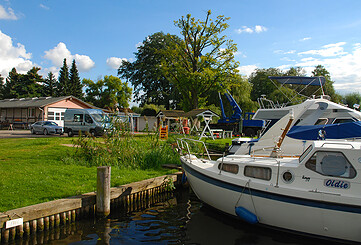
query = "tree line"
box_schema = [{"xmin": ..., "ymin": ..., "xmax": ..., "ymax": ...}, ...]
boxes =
[{"xmin": 0, "ymin": 58, "xmax": 132, "ymax": 111}]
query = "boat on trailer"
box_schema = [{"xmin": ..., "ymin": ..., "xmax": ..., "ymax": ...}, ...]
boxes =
[{"xmin": 179, "ymin": 134, "xmax": 361, "ymax": 242}]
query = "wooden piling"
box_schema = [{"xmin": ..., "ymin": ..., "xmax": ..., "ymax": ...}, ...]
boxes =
[
  {"xmin": 96, "ymin": 166, "xmax": 111, "ymax": 218},
  {"xmin": 23, "ymin": 222, "xmax": 30, "ymax": 236}
]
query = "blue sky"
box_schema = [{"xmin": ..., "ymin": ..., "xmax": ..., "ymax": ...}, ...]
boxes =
[{"xmin": 1, "ymin": 0, "xmax": 361, "ymax": 103}]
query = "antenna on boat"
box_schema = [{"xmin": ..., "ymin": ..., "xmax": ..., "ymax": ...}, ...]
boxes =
[{"xmin": 270, "ymin": 109, "xmax": 294, "ymax": 158}]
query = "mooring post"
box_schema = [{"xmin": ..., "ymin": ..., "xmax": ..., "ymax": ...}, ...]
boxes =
[{"xmin": 97, "ymin": 166, "xmax": 111, "ymax": 218}]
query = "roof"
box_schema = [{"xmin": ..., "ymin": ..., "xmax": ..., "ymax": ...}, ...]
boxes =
[
  {"xmin": 0, "ymin": 96, "xmax": 95, "ymax": 109},
  {"xmin": 184, "ymin": 109, "xmax": 220, "ymax": 118},
  {"xmin": 156, "ymin": 110, "xmax": 185, "ymax": 118},
  {"xmin": 268, "ymin": 76, "xmax": 326, "ymax": 86}
]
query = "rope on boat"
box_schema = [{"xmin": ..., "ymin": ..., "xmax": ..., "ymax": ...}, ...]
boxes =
[{"xmin": 234, "ymin": 179, "xmax": 258, "ymax": 219}]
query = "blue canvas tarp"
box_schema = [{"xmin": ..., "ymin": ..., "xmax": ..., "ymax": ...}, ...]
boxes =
[
  {"xmin": 287, "ymin": 121, "xmax": 361, "ymax": 140},
  {"xmin": 268, "ymin": 76, "xmax": 326, "ymax": 86}
]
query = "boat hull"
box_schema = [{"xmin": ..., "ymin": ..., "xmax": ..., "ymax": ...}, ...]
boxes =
[{"xmin": 182, "ymin": 158, "xmax": 361, "ymax": 243}]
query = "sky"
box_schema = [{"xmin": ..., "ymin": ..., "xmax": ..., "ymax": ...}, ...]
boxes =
[{"xmin": 1, "ymin": 0, "xmax": 361, "ymax": 105}]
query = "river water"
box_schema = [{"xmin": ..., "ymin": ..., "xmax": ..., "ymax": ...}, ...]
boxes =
[{"xmin": 47, "ymin": 188, "xmax": 340, "ymax": 245}]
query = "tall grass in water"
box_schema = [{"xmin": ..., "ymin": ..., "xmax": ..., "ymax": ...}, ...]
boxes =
[{"xmin": 72, "ymin": 117, "xmax": 180, "ymax": 169}]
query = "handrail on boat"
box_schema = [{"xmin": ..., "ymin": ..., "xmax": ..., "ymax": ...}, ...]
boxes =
[{"xmin": 177, "ymin": 138, "xmax": 211, "ymax": 161}]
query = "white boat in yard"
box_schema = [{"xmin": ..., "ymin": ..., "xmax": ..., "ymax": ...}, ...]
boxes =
[{"xmin": 179, "ymin": 77, "xmax": 361, "ymax": 243}]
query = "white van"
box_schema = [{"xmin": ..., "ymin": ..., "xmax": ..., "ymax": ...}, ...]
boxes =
[{"xmin": 64, "ymin": 109, "xmax": 109, "ymax": 137}]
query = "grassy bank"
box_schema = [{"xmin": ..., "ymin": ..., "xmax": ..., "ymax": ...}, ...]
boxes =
[{"xmin": 0, "ymin": 137, "xmax": 176, "ymax": 212}]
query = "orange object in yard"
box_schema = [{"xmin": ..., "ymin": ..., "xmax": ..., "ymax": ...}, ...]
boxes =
[
  {"xmin": 183, "ymin": 126, "xmax": 190, "ymax": 134},
  {"xmin": 159, "ymin": 125, "xmax": 168, "ymax": 139}
]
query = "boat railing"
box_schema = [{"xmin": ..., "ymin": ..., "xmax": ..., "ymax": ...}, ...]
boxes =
[{"xmin": 177, "ymin": 138, "xmax": 211, "ymax": 161}]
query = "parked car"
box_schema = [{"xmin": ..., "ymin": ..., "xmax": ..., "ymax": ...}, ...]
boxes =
[{"xmin": 30, "ymin": 121, "xmax": 64, "ymax": 135}]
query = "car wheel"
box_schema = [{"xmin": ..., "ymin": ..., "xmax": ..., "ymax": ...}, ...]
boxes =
[
  {"xmin": 67, "ymin": 129, "xmax": 74, "ymax": 137},
  {"xmin": 43, "ymin": 129, "xmax": 48, "ymax": 135},
  {"xmin": 31, "ymin": 128, "xmax": 36, "ymax": 134},
  {"xmin": 89, "ymin": 129, "xmax": 96, "ymax": 137}
]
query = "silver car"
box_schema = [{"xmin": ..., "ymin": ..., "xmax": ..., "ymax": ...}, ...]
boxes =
[{"xmin": 30, "ymin": 121, "xmax": 64, "ymax": 135}]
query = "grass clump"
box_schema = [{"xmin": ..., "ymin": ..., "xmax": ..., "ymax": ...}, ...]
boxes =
[{"xmin": 68, "ymin": 118, "xmax": 180, "ymax": 169}]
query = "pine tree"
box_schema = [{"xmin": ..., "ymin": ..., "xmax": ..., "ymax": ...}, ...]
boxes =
[
  {"xmin": 58, "ymin": 58, "xmax": 69, "ymax": 96},
  {"xmin": 0, "ymin": 74, "xmax": 4, "ymax": 99},
  {"xmin": 69, "ymin": 59, "xmax": 83, "ymax": 98},
  {"xmin": 43, "ymin": 72, "xmax": 58, "ymax": 97}
]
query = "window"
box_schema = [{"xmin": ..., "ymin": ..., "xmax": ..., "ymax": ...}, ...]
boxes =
[
  {"xmin": 333, "ymin": 118, "xmax": 355, "ymax": 124},
  {"xmin": 55, "ymin": 112, "xmax": 60, "ymax": 121},
  {"xmin": 305, "ymin": 151, "xmax": 356, "ymax": 178},
  {"xmin": 315, "ymin": 118, "xmax": 328, "ymax": 125},
  {"xmin": 85, "ymin": 114, "xmax": 93, "ymax": 124},
  {"xmin": 48, "ymin": 111, "xmax": 54, "ymax": 120},
  {"xmin": 244, "ymin": 166, "xmax": 272, "ymax": 181},
  {"xmin": 61, "ymin": 112, "xmax": 64, "ymax": 120},
  {"xmin": 28, "ymin": 108, "xmax": 35, "ymax": 117},
  {"xmin": 218, "ymin": 163, "xmax": 239, "ymax": 174},
  {"xmin": 73, "ymin": 114, "xmax": 83, "ymax": 122}
]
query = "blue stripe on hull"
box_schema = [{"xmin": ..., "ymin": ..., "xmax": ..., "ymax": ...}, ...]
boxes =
[{"xmin": 182, "ymin": 161, "xmax": 361, "ymax": 214}]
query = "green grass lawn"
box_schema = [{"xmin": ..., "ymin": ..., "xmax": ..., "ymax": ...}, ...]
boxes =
[{"xmin": 0, "ymin": 137, "xmax": 176, "ymax": 212}]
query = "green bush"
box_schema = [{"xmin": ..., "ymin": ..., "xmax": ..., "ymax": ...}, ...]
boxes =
[{"xmin": 71, "ymin": 118, "xmax": 180, "ymax": 169}]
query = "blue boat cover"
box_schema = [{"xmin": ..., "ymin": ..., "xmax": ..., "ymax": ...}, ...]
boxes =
[
  {"xmin": 268, "ymin": 76, "xmax": 326, "ymax": 86},
  {"xmin": 287, "ymin": 121, "xmax": 361, "ymax": 140}
]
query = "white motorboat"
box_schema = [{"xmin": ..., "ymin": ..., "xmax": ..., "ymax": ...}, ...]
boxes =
[
  {"xmin": 179, "ymin": 135, "xmax": 361, "ymax": 242},
  {"xmin": 230, "ymin": 77, "xmax": 361, "ymax": 156}
]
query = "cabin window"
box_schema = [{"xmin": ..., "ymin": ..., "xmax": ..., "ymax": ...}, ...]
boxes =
[
  {"xmin": 28, "ymin": 108, "xmax": 35, "ymax": 117},
  {"xmin": 332, "ymin": 118, "xmax": 355, "ymax": 124},
  {"xmin": 299, "ymin": 145, "xmax": 313, "ymax": 163},
  {"xmin": 73, "ymin": 114, "xmax": 83, "ymax": 122},
  {"xmin": 315, "ymin": 118, "xmax": 328, "ymax": 125},
  {"xmin": 244, "ymin": 166, "xmax": 272, "ymax": 181},
  {"xmin": 305, "ymin": 151, "xmax": 356, "ymax": 178},
  {"xmin": 218, "ymin": 163, "xmax": 239, "ymax": 174}
]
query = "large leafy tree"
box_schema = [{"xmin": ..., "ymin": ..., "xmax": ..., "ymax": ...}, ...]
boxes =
[
  {"xmin": 58, "ymin": 58, "xmax": 70, "ymax": 96},
  {"xmin": 311, "ymin": 65, "xmax": 341, "ymax": 103},
  {"xmin": 249, "ymin": 68, "xmax": 283, "ymax": 101},
  {"xmin": 69, "ymin": 59, "xmax": 83, "ymax": 98},
  {"xmin": 344, "ymin": 92, "xmax": 361, "ymax": 109},
  {"xmin": 161, "ymin": 10, "xmax": 239, "ymax": 111},
  {"xmin": 118, "ymin": 32, "xmax": 182, "ymax": 109},
  {"xmin": 83, "ymin": 75, "xmax": 132, "ymax": 110}
]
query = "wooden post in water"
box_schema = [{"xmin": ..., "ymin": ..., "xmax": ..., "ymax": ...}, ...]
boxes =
[{"xmin": 96, "ymin": 166, "xmax": 111, "ymax": 218}]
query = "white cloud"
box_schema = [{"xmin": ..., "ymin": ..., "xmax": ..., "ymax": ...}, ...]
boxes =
[
  {"xmin": 237, "ymin": 65, "xmax": 258, "ymax": 76},
  {"xmin": 235, "ymin": 25, "xmax": 267, "ymax": 34},
  {"xmin": 0, "ymin": 30, "xmax": 34, "ymax": 76},
  {"xmin": 292, "ymin": 42, "xmax": 361, "ymax": 93},
  {"xmin": 106, "ymin": 57, "xmax": 127, "ymax": 69},
  {"xmin": 298, "ymin": 42, "xmax": 347, "ymax": 57},
  {"xmin": 0, "ymin": 5, "xmax": 18, "ymax": 20},
  {"xmin": 274, "ymin": 49, "xmax": 296, "ymax": 55},
  {"xmin": 44, "ymin": 42, "xmax": 95, "ymax": 72},
  {"xmin": 300, "ymin": 37, "xmax": 311, "ymax": 42},
  {"xmin": 39, "ymin": 4, "xmax": 50, "ymax": 10}
]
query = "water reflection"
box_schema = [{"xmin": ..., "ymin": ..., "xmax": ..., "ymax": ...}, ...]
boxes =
[{"xmin": 46, "ymin": 188, "xmax": 341, "ymax": 245}]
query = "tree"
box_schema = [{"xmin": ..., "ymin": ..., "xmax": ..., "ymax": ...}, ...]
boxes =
[
  {"xmin": 3, "ymin": 67, "xmax": 43, "ymax": 98},
  {"xmin": 161, "ymin": 10, "xmax": 239, "ymax": 111},
  {"xmin": 69, "ymin": 59, "xmax": 83, "ymax": 98},
  {"xmin": 58, "ymin": 58, "xmax": 70, "ymax": 96},
  {"xmin": 118, "ymin": 32, "xmax": 182, "ymax": 109},
  {"xmin": 0, "ymin": 74, "xmax": 4, "ymax": 99},
  {"xmin": 249, "ymin": 68, "xmax": 283, "ymax": 101},
  {"xmin": 311, "ymin": 65, "xmax": 341, "ymax": 103},
  {"xmin": 344, "ymin": 92, "xmax": 361, "ymax": 109},
  {"xmin": 83, "ymin": 75, "xmax": 132, "ymax": 110},
  {"xmin": 43, "ymin": 72, "xmax": 58, "ymax": 97}
]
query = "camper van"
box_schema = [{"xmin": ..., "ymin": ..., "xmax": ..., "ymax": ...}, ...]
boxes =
[{"xmin": 64, "ymin": 109, "xmax": 109, "ymax": 137}]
